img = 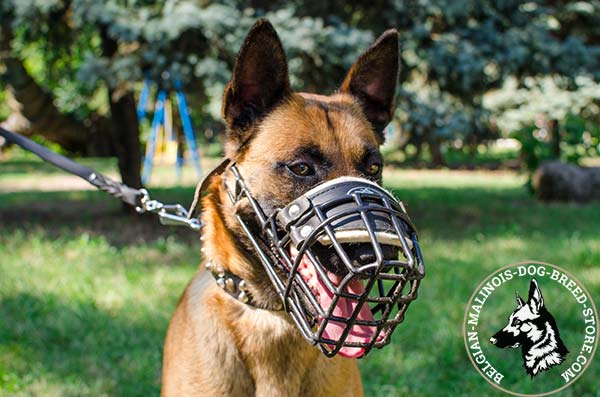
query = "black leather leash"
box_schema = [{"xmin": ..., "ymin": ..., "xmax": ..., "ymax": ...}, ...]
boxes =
[{"xmin": 0, "ymin": 126, "xmax": 211, "ymax": 231}]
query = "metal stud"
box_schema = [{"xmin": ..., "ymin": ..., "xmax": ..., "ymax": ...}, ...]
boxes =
[
  {"xmin": 238, "ymin": 291, "xmax": 249, "ymax": 303},
  {"xmin": 300, "ymin": 225, "xmax": 312, "ymax": 238},
  {"xmin": 204, "ymin": 261, "xmax": 213, "ymax": 271},
  {"xmin": 288, "ymin": 204, "xmax": 300, "ymax": 217},
  {"xmin": 201, "ymin": 247, "xmax": 206, "ymax": 253},
  {"xmin": 216, "ymin": 278, "xmax": 225, "ymax": 289},
  {"xmin": 238, "ymin": 280, "xmax": 247, "ymax": 291},
  {"xmin": 215, "ymin": 266, "xmax": 225, "ymax": 278},
  {"xmin": 225, "ymin": 278, "xmax": 235, "ymax": 293}
]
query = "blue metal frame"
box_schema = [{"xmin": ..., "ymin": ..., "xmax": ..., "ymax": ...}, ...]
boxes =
[
  {"xmin": 138, "ymin": 79, "xmax": 203, "ymax": 184},
  {"xmin": 141, "ymin": 90, "xmax": 167, "ymax": 184}
]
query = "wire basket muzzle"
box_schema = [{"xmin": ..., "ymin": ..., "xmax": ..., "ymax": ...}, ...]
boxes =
[{"xmin": 275, "ymin": 177, "xmax": 425, "ymax": 358}]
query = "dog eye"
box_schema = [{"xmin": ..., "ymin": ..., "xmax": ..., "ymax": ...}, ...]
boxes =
[
  {"xmin": 287, "ymin": 162, "xmax": 315, "ymax": 177},
  {"xmin": 366, "ymin": 162, "xmax": 381, "ymax": 176}
]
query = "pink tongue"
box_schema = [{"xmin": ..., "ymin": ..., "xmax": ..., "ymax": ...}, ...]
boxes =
[{"xmin": 292, "ymin": 247, "xmax": 377, "ymax": 358}]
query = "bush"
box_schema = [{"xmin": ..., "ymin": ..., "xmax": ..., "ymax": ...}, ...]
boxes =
[{"xmin": 512, "ymin": 113, "xmax": 600, "ymax": 174}]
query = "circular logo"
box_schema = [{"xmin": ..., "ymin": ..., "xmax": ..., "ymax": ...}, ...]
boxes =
[{"xmin": 463, "ymin": 261, "xmax": 598, "ymax": 396}]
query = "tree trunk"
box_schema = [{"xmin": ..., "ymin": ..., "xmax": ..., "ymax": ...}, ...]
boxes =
[
  {"xmin": 100, "ymin": 26, "xmax": 142, "ymax": 190},
  {"xmin": 549, "ymin": 119, "xmax": 561, "ymax": 159},
  {"xmin": 0, "ymin": 22, "xmax": 113, "ymax": 155},
  {"xmin": 428, "ymin": 139, "xmax": 446, "ymax": 167},
  {"xmin": 106, "ymin": 90, "xmax": 143, "ymax": 189},
  {"xmin": 0, "ymin": 56, "xmax": 114, "ymax": 155}
]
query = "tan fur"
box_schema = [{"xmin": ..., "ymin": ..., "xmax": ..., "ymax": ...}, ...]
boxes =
[
  {"xmin": 162, "ymin": 19, "xmax": 399, "ymax": 397},
  {"xmin": 162, "ymin": 180, "xmax": 363, "ymax": 396}
]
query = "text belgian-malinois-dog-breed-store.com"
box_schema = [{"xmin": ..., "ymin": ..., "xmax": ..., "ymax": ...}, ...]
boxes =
[{"xmin": 161, "ymin": 19, "xmax": 426, "ymax": 397}]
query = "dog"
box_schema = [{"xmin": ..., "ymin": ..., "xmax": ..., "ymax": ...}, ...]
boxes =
[
  {"xmin": 161, "ymin": 19, "xmax": 400, "ymax": 396},
  {"xmin": 489, "ymin": 278, "xmax": 568, "ymax": 377}
]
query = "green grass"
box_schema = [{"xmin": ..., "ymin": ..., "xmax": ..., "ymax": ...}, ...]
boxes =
[{"xmin": 1, "ymin": 158, "xmax": 599, "ymax": 396}]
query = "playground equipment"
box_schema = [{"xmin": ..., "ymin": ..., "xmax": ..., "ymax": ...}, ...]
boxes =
[{"xmin": 137, "ymin": 79, "xmax": 202, "ymax": 184}]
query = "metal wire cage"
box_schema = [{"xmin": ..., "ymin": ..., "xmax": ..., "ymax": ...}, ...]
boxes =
[{"xmin": 223, "ymin": 164, "xmax": 425, "ymax": 358}]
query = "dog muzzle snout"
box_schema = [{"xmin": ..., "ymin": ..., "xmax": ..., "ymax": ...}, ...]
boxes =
[{"xmin": 224, "ymin": 166, "xmax": 425, "ymax": 358}]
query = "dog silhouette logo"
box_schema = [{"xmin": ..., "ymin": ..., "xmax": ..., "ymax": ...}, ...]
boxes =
[
  {"xmin": 463, "ymin": 261, "xmax": 598, "ymax": 396},
  {"xmin": 489, "ymin": 278, "xmax": 568, "ymax": 377}
]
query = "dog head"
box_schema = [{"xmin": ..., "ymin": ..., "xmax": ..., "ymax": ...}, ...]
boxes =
[
  {"xmin": 489, "ymin": 279, "xmax": 546, "ymax": 349},
  {"xmin": 218, "ymin": 19, "xmax": 399, "ymax": 268}
]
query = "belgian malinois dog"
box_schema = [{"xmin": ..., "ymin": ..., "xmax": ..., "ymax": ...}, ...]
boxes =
[{"xmin": 162, "ymin": 19, "xmax": 400, "ymax": 396}]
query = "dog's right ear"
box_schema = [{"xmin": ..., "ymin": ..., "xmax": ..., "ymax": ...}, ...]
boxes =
[
  {"xmin": 222, "ymin": 19, "xmax": 291, "ymax": 153},
  {"xmin": 515, "ymin": 292, "xmax": 525, "ymax": 308},
  {"xmin": 527, "ymin": 278, "xmax": 544, "ymax": 314}
]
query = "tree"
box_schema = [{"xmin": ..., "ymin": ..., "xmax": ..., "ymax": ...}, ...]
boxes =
[
  {"xmin": 1, "ymin": 0, "xmax": 598, "ymax": 177},
  {"xmin": 0, "ymin": 1, "xmax": 373, "ymax": 185}
]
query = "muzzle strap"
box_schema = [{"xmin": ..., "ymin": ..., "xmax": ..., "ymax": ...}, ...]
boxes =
[{"xmin": 187, "ymin": 158, "xmax": 232, "ymax": 220}]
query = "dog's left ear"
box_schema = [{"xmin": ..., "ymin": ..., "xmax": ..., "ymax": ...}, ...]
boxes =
[
  {"xmin": 340, "ymin": 29, "xmax": 399, "ymax": 141},
  {"xmin": 222, "ymin": 19, "xmax": 291, "ymax": 152},
  {"xmin": 527, "ymin": 278, "xmax": 544, "ymax": 314}
]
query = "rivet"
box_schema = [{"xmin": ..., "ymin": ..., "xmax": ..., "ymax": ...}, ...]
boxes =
[
  {"xmin": 204, "ymin": 261, "xmax": 212, "ymax": 271},
  {"xmin": 225, "ymin": 278, "xmax": 235, "ymax": 293},
  {"xmin": 216, "ymin": 266, "xmax": 225, "ymax": 278},
  {"xmin": 238, "ymin": 280, "xmax": 247, "ymax": 291},
  {"xmin": 238, "ymin": 291, "xmax": 249, "ymax": 303},
  {"xmin": 300, "ymin": 225, "xmax": 312, "ymax": 238},
  {"xmin": 200, "ymin": 235, "xmax": 205, "ymax": 241},
  {"xmin": 216, "ymin": 278, "xmax": 225, "ymax": 289},
  {"xmin": 201, "ymin": 247, "xmax": 206, "ymax": 253},
  {"xmin": 288, "ymin": 204, "xmax": 300, "ymax": 216}
]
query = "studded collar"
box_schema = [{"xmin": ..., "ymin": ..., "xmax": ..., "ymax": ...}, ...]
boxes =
[{"xmin": 204, "ymin": 261, "xmax": 283, "ymax": 311}]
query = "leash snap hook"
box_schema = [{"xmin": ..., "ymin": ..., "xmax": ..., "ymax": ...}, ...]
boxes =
[{"xmin": 136, "ymin": 189, "xmax": 204, "ymax": 231}]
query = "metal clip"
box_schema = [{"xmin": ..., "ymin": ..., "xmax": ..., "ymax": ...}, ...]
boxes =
[{"xmin": 135, "ymin": 188, "xmax": 204, "ymax": 231}]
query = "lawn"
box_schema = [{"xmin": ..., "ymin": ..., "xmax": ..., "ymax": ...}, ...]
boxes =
[{"xmin": 1, "ymin": 155, "xmax": 599, "ymax": 397}]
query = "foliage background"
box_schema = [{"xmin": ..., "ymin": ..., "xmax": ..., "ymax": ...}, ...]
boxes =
[{"xmin": 1, "ymin": 0, "xmax": 600, "ymax": 172}]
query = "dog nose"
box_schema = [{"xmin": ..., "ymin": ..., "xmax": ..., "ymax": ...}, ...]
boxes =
[
  {"xmin": 346, "ymin": 244, "xmax": 398, "ymax": 266},
  {"xmin": 489, "ymin": 337, "xmax": 497, "ymax": 345}
]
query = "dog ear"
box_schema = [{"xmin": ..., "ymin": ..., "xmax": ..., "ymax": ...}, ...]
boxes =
[
  {"xmin": 340, "ymin": 29, "xmax": 399, "ymax": 140},
  {"xmin": 515, "ymin": 292, "xmax": 525, "ymax": 308},
  {"xmin": 527, "ymin": 278, "xmax": 544, "ymax": 314},
  {"xmin": 222, "ymin": 19, "xmax": 291, "ymax": 151}
]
